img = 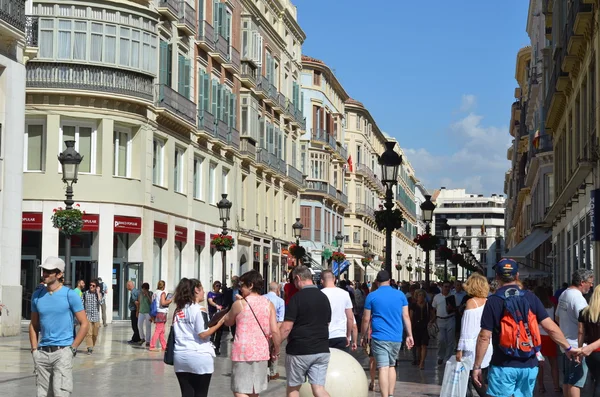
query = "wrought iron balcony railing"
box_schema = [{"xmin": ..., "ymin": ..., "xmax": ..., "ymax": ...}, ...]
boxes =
[
  {"xmin": 155, "ymin": 83, "xmax": 196, "ymax": 125},
  {"xmin": 533, "ymin": 134, "xmax": 553, "ymax": 155},
  {"xmin": 196, "ymin": 21, "xmax": 215, "ymax": 49},
  {"xmin": 240, "ymin": 138, "xmax": 256, "ymax": 159},
  {"xmin": 177, "ymin": 1, "xmax": 195, "ymax": 34},
  {"xmin": 198, "ymin": 109, "xmax": 215, "ymax": 135},
  {"xmin": 355, "ymin": 203, "xmax": 375, "ymax": 219},
  {"xmin": 287, "ymin": 164, "xmax": 304, "ymax": 186},
  {"xmin": 25, "ymin": 15, "xmax": 38, "ymax": 46},
  {"xmin": 26, "ymin": 62, "xmax": 154, "ymax": 101},
  {"xmin": 0, "ymin": 0, "xmax": 25, "ymax": 32},
  {"xmin": 157, "ymin": 0, "xmax": 179, "ymax": 19}
]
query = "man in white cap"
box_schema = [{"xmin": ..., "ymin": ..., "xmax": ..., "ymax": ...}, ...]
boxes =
[{"xmin": 29, "ymin": 256, "xmax": 89, "ymax": 396}]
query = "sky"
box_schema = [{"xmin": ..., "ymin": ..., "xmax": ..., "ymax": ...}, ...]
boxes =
[{"xmin": 293, "ymin": 0, "xmax": 531, "ymax": 196}]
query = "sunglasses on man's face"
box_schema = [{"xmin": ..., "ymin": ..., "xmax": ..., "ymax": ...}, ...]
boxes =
[{"xmin": 89, "ymin": 284, "xmax": 96, "ymax": 288}]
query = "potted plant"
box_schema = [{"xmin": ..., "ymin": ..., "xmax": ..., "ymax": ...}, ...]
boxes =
[
  {"xmin": 413, "ymin": 233, "xmax": 440, "ymax": 251},
  {"xmin": 211, "ymin": 234, "xmax": 235, "ymax": 251},
  {"xmin": 51, "ymin": 204, "xmax": 84, "ymax": 235},
  {"xmin": 361, "ymin": 257, "xmax": 372, "ymax": 267},
  {"xmin": 289, "ymin": 243, "xmax": 306, "ymax": 259},
  {"xmin": 395, "ymin": 264, "xmax": 402, "ymax": 271},
  {"xmin": 332, "ymin": 252, "xmax": 346, "ymax": 263},
  {"xmin": 406, "ymin": 265, "xmax": 413, "ymax": 272}
]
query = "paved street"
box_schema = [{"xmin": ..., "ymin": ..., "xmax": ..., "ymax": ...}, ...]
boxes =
[{"xmin": 0, "ymin": 322, "xmax": 582, "ymax": 396}]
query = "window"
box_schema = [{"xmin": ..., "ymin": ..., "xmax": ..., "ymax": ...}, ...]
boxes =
[
  {"xmin": 178, "ymin": 54, "xmax": 191, "ymax": 98},
  {"xmin": 209, "ymin": 162, "xmax": 217, "ymax": 204},
  {"xmin": 113, "ymin": 128, "xmax": 131, "ymax": 177},
  {"xmin": 222, "ymin": 168, "xmax": 229, "ymax": 195},
  {"xmin": 61, "ymin": 123, "xmax": 95, "ymax": 173},
  {"xmin": 153, "ymin": 237, "xmax": 163, "ymax": 284},
  {"xmin": 174, "ymin": 147, "xmax": 185, "ymax": 193},
  {"xmin": 159, "ymin": 40, "xmax": 172, "ymax": 86},
  {"xmin": 152, "ymin": 137, "xmax": 164, "ymax": 185},
  {"xmin": 198, "ymin": 69, "xmax": 210, "ymax": 112},
  {"xmin": 174, "ymin": 241, "xmax": 183, "ymax": 283},
  {"xmin": 193, "ymin": 156, "xmax": 204, "ymax": 200},
  {"xmin": 39, "ymin": 19, "xmax": 54, "ymax": 58},
  {"xmin": 57, "ymin": 20, "xmax": 72, "ymax": 59},
  {"xmin": 313, "ymin": 71, "xmax": 321, "ymax": 86},
  {"xmin": 119, "ymin": 27, "xmax": 130, "ymax": 66},
  {"xmin": 25, "ymin": 122, "xmax": 45, "ymax": 171}
]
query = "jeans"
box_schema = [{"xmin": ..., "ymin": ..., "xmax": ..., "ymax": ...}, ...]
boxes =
[
  {"xmin": 436, "ymin": 317, "xmax": 456, "ymax": 362},
  {"xmin": 175, "ymin": 372, "xmax": 212, "ymax": 397},
  {"xmin": 586, "ymin": 352, "xmax": 600, "ymax": 396},
  {"xmin": 137, "ymin": 313, "xmax": 152, "ymax": 342},
  {"xmin": 130, "ymin": 310, "xmax": 141, "ymax": 342}
]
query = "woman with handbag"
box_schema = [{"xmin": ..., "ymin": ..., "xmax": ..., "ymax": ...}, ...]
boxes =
[
  {"xmin": 150, "ymin": 280, "xmax": 172, "ymax": 351},
  {"xmin": 224, "ymin": 270, "xmax": 280, "ymax": 397},
  {"xmin": 172, "ymin": 278, "xmax": 225, "ymax": 397}
]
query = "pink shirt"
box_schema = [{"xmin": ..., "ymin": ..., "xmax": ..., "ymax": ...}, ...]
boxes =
[{"xmin": 231, "ymin": 295, "xmax": 271, "ymax": 362}]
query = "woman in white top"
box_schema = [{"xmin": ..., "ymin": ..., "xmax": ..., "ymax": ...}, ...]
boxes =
[
  {"xmin": 150, "ymin": 280, "xmax": 172, "ymax": 351},
  {"xmin": 534, "ymin": 286, "xmax": 560, "ymax": 393},
  {"xmin": 456, "ymin": 274, "xmax": 492, "ymax": 397},
  {"xmin": 173, "ymin": 278, "xmax": 225, "ymax": 397}
]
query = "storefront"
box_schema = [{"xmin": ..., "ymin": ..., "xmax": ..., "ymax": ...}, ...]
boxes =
[
  {"xmin": 21, "ymin": 212, "xmax": 43, "ymax": 320},
  {"xmin": 112, "ymin": 215, "xmax": 142, "ymax": 320}
]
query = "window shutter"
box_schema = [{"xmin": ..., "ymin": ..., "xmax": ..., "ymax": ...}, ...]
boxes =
[
  {"xmin": 184, "ymin": 58, "xmax": 191, "ymax": 99},
  {"xmin": 300, "ymin": 91, "xmax": 304, "ymax": 113},
  {"xmin": 167, "ymin": 43, "xmax": 173, "ymax": 86},
  {"xmin": 230, "ymin": 93, "xmax": 236, "ymax": 128},
  {"xmin": 223, "ymin": 89, "xmax": 230, "ymax": 125},
  {"xmin": 211, "ymin": 79, "xmax": 218, "ymax": 116},
  {"xmin": 259, "ymin": 117, "xmax": 265, "ymax": 149},
  {"xmin": 198, "ymin": 69, "xmax": 205, "ymax": 111},
  {"xmin": 203, "ymin": 73, "xmax": 210, "ymax": 111},
  {"xmin": 213, "ymin": 0, "xmax": 219, "ymax": 37},
  {"xmin": 159, "ymin": 40, "xmax": 168, "ymax": 85},
  {"xmin": 225, "ymin": 11, "xmax": 231, "ymax": 43}
]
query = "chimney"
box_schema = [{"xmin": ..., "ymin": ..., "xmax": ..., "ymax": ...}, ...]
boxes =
[
  {"xmin": 478, "ymin": 194, "xmax": 484, "ymax": 197},
  {"xmin": 441, "ymin": 187, "xmax": 446, "ymax": 189},
  {"xmin": 491, "ymin": 194, "xmax": 496, "ymax": 197}
]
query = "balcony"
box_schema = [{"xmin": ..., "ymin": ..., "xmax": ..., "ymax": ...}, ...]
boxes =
[
  {"xmin": 198, "ymin": 109, "xmax": 215, "ymax": 135},
  {"xmin": 175, "ymin": 1, "xmax": 195, "ymax": 36},
  {"xmin": 257, "ymin": 149, "xmax": 285, "ymax": 175},
  {"xmin": 255, "ymin": 74, "xmax": 268, "ymax": 99},
  {"xmin": 215, "ymin": 119, "xmax": 229, "ymax": 142},
  {"xmin": 211, "ymin": 34, "xmax": 229, "ymax": 63},
  {"xmin": 240, "ymin": 138, "xmax": 256, "ymax": 160},
  {"xmin": 264, "ymin": 82, "xmax": 277, "ymax": 106},
  {"xmin": 229, "ymin": 127, "xmax": 240, "ymax": 149},
  {"xmin": 532, "ymin": 134, "xmax": 553, "ymax": 156},
  {"xmin": 157, "ymin": 0, "xmax": 179, "ymax": 21},
  {"xmin": 155, "ymin": 84, "xmax": 196, "ymax": 126},
  {"xmin": 355, "ymin": 203, "xmax": 375, "ymax": 220},
  {"xmin": 286, "ymin": 164, "xmax": 304, "ymax": 187},
  {"xmin": 339, "ymin": 191, "xmax": 348, "ymax": 206},
  {"xmin": 26, "ymin": 62, "xmax": 154, "ymax": 102},
  {"xmin": 0, "ymin": 0, "xmax": 25, "ymax": 32},
  {"xmin": 356, "ymin": 163, "xmax": 385, "ymax": 193},
  {"xmin": 306, "ymin": 180, "xmax": 328, "ymax": 194},
  {"xmin": 223, "ymin": 47, "xmax": 240, "ymax": 73},
  {"xmin": 24, "ymin": 15, "xmax": 38, "ymax": 58},
  {"xmin": 196, "ymin": 21, "xmax": 215, "ymax": 51},
  {"xmin": 239, "ymin": 61, "xmax": 257, "ymax": 88}
]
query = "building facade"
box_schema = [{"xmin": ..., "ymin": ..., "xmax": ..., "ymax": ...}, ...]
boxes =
[
  {"xmin": 434, "ymin": 188, "xmax": 506, "ymax": 279},
  {"xmin": 20, "ymin": 0, "xmax": 305, "ymax": 323},
  {"xmin": 0, "ymin": 0, "xmax": 34, "ymax": 336},
  {"xmin": 298, "ymin": 55, "xmax": 348, "ymax": 268}
]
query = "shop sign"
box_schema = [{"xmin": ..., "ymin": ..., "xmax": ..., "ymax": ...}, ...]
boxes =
[
  {"xmin": 195, "ymin": 231, "xmax": 206, "ymax": 246},
  {"xmin": 82, "ymin": 214, "xmax": 99, "ymax": 232},
  {"xmin": 175, "ymin": 225, "xmax": 187, "ymax": 242},
  {"xmin": 22, "ymin": 212, "xmax": 43, "ymax": 230},
  {"xmin": 154, "ymin": 221, "xmax": 168, "ymax": 240},
  {"xmin": 114, "ymin": 216, "xmax": 142, "ymax": 234},
  {"xmin": 592, "ymin": 189, "xmax": 600, "ymax": 241}
]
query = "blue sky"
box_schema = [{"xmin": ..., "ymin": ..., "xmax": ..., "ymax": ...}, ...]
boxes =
[{"xmin": 294, "ymin": 0, "xmax": 530, "ymax": 195}]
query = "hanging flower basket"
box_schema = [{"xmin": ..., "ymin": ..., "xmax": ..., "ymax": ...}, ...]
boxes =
[
  {"xmin": 416, "ymin": 267, "xmax": 422, "ymax": 273},
  {"xmin": 395, "ymin": 264, "xmax": 402, "ymax": 271},
  {"xmin": 450, "ymin": 253, "xmax": 464, "ymax": 265},
  {"xmin": 413, "ymin": 233, "xmax": 440, "ymax": 251},
  {"xmin": 332, "ymin": 252, "xmax": 346, "ymax": 263},
  {"xmin": 211, "ymin": 234, "xmax": 235, "ymax": 251},
  {"xmin": 374, "ymin": 208, "xmax": 404, "ymax": 232},
  {"xmin": 361, "ymin": 257, "xmax": 372, "ymax": 267},
  {"xmin": 438, "ymin": 246, "xmax": 453, "ymax": 261},
  {"xmin": 51, "ymin": 205, "xmax": 84, "ymax": 236},
  {"xmin": 406, "ymin": 265, "xmax": 413, "ymax": 272},
  {"xmin": 289, "ymin": 244, "xmax": 306, "ymax": 260}
]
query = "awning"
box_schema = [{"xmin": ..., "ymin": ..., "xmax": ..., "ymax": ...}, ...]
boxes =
[
  {"xmin": 517, "ymin": 264, "xmax": 551, "ymax": 278},
  {"xmin": 505, "ymin": 228, "xmax": 551, "ymax": 259}
]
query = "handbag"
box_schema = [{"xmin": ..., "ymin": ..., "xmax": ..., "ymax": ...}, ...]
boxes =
[
  {"xmin": 244, "ymin": 297, "xmax": 276, "ymax": 368},
  {"xmin": 163, "ymin": 311, "xmax": 176, "ymax": 365},
  {"xmin": 428, "ymin": 322, "xmax": 439, "ymax": 339}
]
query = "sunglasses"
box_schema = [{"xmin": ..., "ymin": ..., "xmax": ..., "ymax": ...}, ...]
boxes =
[{"xmin": 89, "ymin": 284, "xmax": 96, "ymax": 288}]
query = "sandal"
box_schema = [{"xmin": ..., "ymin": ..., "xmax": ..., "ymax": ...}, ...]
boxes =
[{"xmin": 368, "ymin": 382, "xmax": 374, "ymax": 391}]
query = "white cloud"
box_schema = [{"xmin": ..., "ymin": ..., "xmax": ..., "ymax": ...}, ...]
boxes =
[
  {"xmin": 459, "ymin": 94, "xmax": 477, "ymax": 112},
  {"xmin": 405, "ymin": 100, "xmax": 511, "ymax": 196}
]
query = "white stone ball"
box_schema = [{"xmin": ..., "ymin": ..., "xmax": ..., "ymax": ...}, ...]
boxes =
[{"xmin": 298, "ymin": 348, "xmax": 369, "ymax": 397}]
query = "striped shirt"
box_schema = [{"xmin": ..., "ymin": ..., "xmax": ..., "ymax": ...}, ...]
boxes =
[{"xmin": 83, "ymin": 290, "xmax": 101, "ymax": 323}]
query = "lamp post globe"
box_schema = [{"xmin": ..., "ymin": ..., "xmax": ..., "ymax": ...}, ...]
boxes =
[
  {"xmin": 335, "ymin": 231, "xmax": 344, "ymax": 251},
  {"xmin": 452, "ymin": 233, "xmax": 461, "ymax": 250},
  {"xmin": 459, "ymin": 240, "xmax": 467, "ymax": 254},
  {"xmin": 292, "ymin": 218, "xmax": 303, "ymax": 245}
]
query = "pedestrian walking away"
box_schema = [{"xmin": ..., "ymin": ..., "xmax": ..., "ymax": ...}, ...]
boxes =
[
  {"xmin": 150, "ymin": 280, "xmax": 171, "ymax": 352},
  {"xmin": 264, "ymin": 281, "xmax": 285, "ymax": 380},
  {"xmin": 320, "ymin": 269, "xmax": 355, "ymax": 352},
  {"xmin": 126, "ymin": 281, "xmax": 142, "ymax": 344},
  {"xmin": 432, "ymin": 281, "xmax": 456, "ymax": 365},
  {"xmin": 533, "ymin": 286, "xmax": 561, "ymax": 394},
  {"xmin": 557, "ymin": 268, "xmax": 594, "ymax": 397},
  {"xmin": 82, "ymin": 279, "xmax": 103, "ymax": 355},
  {"xmin": 410, "ymin": 289, "xmax": 433, "ymax": 370},
  {"xmin": 280, "ymin": 265, "xmax": 332, "ymax": 397},
  {"xmin": 361, "ymin": 270, "xmax": 413, "ymax": 397},
  {"xmin": 29, "ymin": 256, "xmax": 90, "ymax": 397},
  {"xmin": 172, "ymin": 278, "xmax": 225, "ymax": 397},
  {"xmin": 472, "ymin": 258, "xmax": 579, "ymax": 397},
  {"xmin": 207, "ymin": 281, "xmax": 224, "ymax": 355},
  {"xmin": 137, "ymin": 282, "xmax": 153, "ymax": 348}
]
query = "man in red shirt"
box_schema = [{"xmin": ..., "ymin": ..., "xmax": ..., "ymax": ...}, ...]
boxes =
[{"xmin": 284, "ymin": 272, "xmax": 298, "ymax": 305}]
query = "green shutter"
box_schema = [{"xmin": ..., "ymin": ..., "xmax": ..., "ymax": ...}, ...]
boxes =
[
  {"xmin": 213, "ymin": 0, "xmax": 219, "ymax": 33},
  {"xmin": 167, "ymin": 44, "xmax": 173, "ymax": 86},
  {"xmin": 203, "ymin": 73, "xmax": 210, "ymax": 111},
  {"xmin": 230, "ymin": 94, "xmax": 236, "ymax": 129},
  {"xmin": 225, "ymin": 11, "xmax": 231, "ymax": 43},
  {"xmin": 177, "ymin": 54, "xmax": 184, "ymax": 94},
  {"xmin": 184, "ymin": 58, "xmax": 191, "ymax": 99},
  {"xmin": 223, "ymin": 89, "xmax": 230, "ymax": 125},
  {"xmin": 265, "ymin": 54, "xmax": 271, "ymax": 81},
  {"xmin": 211, "ymin": 79, "xmax": 218, "ymax": 116},
  {"xmin": 198, "ymin": 70, "xmax": 205, "ymax": 111},
  {"xmin": 159, "ymin": 40, "xmax": 168, "ymax": 85}
]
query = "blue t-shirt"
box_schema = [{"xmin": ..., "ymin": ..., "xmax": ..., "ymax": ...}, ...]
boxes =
[
  {"xmin": 480, "ymin": 285, "xmax": 549, "ymax": 368},
  {"xmin": 32, "ymin": 286, "xmax": 85, "ymax": 347},
  {"xmin": 364, "ymin": 285, "xmax": 408, "ymax": 342}
]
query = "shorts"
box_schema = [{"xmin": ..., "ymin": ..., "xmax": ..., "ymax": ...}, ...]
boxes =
[
  {"xmin": 285, "ymin": 353, "xmax": 330, "ymax": 387},
  {"xmin": 563, "ymin": 353, "xmax": 588, "ymax": 388},
  {"xmin": 231, "ymin": 361, "xmax": 268, "ymax": 394},
  {"xmin": 486, "ymin": 365, "xmax": 538, "ymax": 397},
  {"xmin": 540, "ymin": 335, "xmax": 557, "ymax": 357},
  {"xmin": 371, "ymin": 339, "xmax": 401, "ymax": 368}
]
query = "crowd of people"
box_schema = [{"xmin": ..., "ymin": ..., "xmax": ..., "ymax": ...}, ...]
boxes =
[{"xmin": 27, "ymin": 253, "xmax": 600, "ymax": 397}]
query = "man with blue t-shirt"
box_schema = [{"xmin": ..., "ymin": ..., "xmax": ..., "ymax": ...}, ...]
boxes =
[
  {"xmin": 361, "ymin": 270, "xmax": 413, "ymax": 397},
  {"xmin": 29, "ymin": 256, "xmax": 89, "ymax": 396}
]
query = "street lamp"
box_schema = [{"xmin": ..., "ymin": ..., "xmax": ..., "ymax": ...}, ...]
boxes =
[
  {"xmin": 217, "ymin": 194, "xmax": 232, "ymax": 286},
  {"xmin": 452, "ymin": 233, "xmax": 461, "ymax": 250},
  {"xmin": 396, "ymin": 251, "xmax": 402, "ymax": 280},
  {"xmin": 57, "ymin": 140, "xmax": 82, "ymax": 286},
  {"xmin": 459, "ymin": 240, "xmax": 467, "ymax": 254},
  {"xmin": 335, "ymin": 231, "xmax": 346, "ymax": 279},
  {"xmin": 420, "ymin": 194, "xmax": 436, "ymax": 285},
  {"xmin": 405, "ymin": 254, "xmax": 413, "ymax": 281},
  {"xmin": 440, "ymin": 219, "xmax": 451, "ymax": 281},
  {"xmin": 292, "ymin": 218, "xmax": 303, "ymax": 245},
  {"xmin": 416, "ymin": 257, "xmax": 422, "ymax": 281},
  {"xmin": 362, "ymin": 240, "xmax": 370, "ymax": 282},
  {"xmin": 379, "ymin": 141, "xmax": 402, "ymax": 277}
]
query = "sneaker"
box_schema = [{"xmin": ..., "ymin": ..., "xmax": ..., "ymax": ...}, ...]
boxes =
[
  {"xmin": 87, "ymin": 348, "xmax": 93, "ymax": 355},
  {"xmin": 138, "ymin": 339, "xmax": 145, "ymax": 346},
  {"xmin": 145, "ymin": 342, "xmax": 150, "ymax": 348}
]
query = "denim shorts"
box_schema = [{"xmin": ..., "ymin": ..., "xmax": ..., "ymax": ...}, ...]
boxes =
[
  {"xmin": 487, "ymin": 365, "xmax": 538, "ymax": 397},
  {"xmin": 563, "ymin": 353, "xmax": 588, "ymax": 388},
  {"xmin": 371, "ymin": 339, "xmax": 401, "ymax": 368}
]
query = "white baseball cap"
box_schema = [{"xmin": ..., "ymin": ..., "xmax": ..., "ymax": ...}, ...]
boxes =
[{"xmin": 39, "ymin": 256, "xmax": 66, "ymax": 272}]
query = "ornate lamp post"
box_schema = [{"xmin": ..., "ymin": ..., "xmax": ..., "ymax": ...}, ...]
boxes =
[
  {"xmin": 216, "ymin": 194, "xmax": 232, "ymax": 286},
  {"xmin": 362, "ymin": 240, "xmax": 370, "ymax": 282},
  {"xmin": 379, "ymin": 142, "xmax": 402, "ymax": 276},
  {"xmin": 292, "ymin": 218, "xmax": 303, "ymax": 265},
  {"xmin": 335, "ymin": 231, "xmax": 346, "ymax": 279},
  {"xmin": 440, "ymin": 219, "xmax": 451, "ymax": 281},
  {"xmin": 396, "ymin": 251, "xmax": 402, "ymax": 280},
  {"xmin": 405, "ymin": 254, "xmax": 413, "ymax": 281},
  {"xmin": 57, "ymin": 140, "xmax": 82, "ymax": 286},
  {"xmin": 420, "ymin": 194, "xmax": 436, "ymax": 285},
  {"xmin": 416, "ymin": 257, "xmax": 422, "ymax": 281}
]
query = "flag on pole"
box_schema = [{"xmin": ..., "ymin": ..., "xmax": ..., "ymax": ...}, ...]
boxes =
[{"xmin": 347, "ymin": 156, "xmax": 353, "ymax": 172}]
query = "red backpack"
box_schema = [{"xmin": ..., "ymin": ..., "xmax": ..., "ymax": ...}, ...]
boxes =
[{"xmin": 496, "ymin": 287, "xmax": 542, "ymax": 358}]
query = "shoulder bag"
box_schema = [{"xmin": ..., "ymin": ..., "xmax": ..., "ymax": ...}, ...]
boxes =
[
  {"xmin": 244, "ymin": 297, "xmax": 276, "ymax": 368},
  {"xmin": 164, "ymin": 310, "xmax": 176, "ymax": 365}
]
